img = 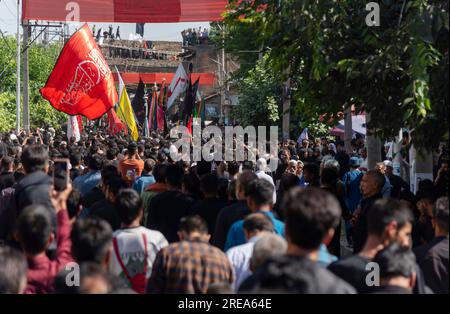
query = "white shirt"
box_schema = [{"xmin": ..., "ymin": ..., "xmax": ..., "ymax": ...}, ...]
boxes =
[
  {"xmin": 226, "ymin": 236, "xmax": 261, "ymax": 292},
  {"xmin": 109, "ymin": 226, "xmax": 168, "ymax": 280},
  {"xmin": 255, "ymin": 170, "xmax": 277, "ymax": 204}
]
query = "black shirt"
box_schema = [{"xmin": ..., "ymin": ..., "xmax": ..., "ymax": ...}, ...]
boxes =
[
  {"xmin": 211, "ymin": 200, "xmax": 249, "ymax": 250},
  {"xmin": 335, "ymin": 151, "xmax": 350, "ymax": 178},
  {"xmin": 329, "ymin": 254, "xmax": 430, "ymax": 294},
  {"xmin": 275, "ymin": 160, "xmax": 288, "ymax": 182},
  {"xmin": 190, "ymin": 197, "xmax": 227, "ymax": 239},
  {"xmin": 70, "ymin": 167, "xmax": 84, "ymax": 181},
  {"xmin": 0, "ymin": 172, "xmax": 15, "ymax": 192},
  {"xmin": 328, "ymin": 254, "xmax": 372, "ymax": 293},
  {"xmin": 146, "ymin": 190, "xmax": 195, "ymax": 243},
  {"xmin": 412, "ymin": 216, "xmax": 435, "ymax": 247},
  {"xmin": 387, "ymin": 174, "xmax": 409, "ymax": 198},
  {"xmin": 89, "ymin": 199, "xmax": 121, "ymax": 231},
  {"xmin": 414, "ymin": 236, "xmax": 449, "ymax": 294},
  {"xmin": 297, "ymin": 147, "xmax": 313, "ymax": 162},
  {"xmin": 353, "ymin": 193, "xmax": 383, "ymax": 253},
  {"xmin": 81, "ymin": 186, "xmax": 105, "ymax": 209}
]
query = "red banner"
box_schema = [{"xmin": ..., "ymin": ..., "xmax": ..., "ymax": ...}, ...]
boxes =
[
  {"xmin": 40, "ymin": 24, "xmax": 118, "ymax": 119},
  {"xmin": 22, "ymin": 0, "xmax": 228, "ymax": 22}
]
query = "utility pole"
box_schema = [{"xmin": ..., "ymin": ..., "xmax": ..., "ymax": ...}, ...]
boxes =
[
  {"xmin": 23, "ymin": 20, "xmax": 30, "ymax": 132},
  {"xmin": 218, "ymin": 25, "xmax": 226, "ymax": 125},
  {"xmin": 366, "ymin": 112, "xmax": 382, "ymax": 169},
  {"xmin": 282, "ymin": 66, "xmax": 291, "ymax": 140},
  {"xmin": 15, "ymin": 0, "xmax": 21, "ymax": 133},
  {"xmin": 344, "ymin": 106, "xmax": 353, "ymax": 153}
]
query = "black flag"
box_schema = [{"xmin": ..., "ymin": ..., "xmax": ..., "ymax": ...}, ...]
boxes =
[
  {"xmin": 131, "ymin": 78, "xmax": 146, "ymax": 126},
  {"xmin": 136, "ymin": 23, "xmax": 145, "ymax": 37},
  {"xmin": 183, "ymin": 77, "xmax": 200, "ymax": 124}
]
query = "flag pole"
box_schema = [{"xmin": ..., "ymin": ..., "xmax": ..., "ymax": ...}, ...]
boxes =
[
  {"xmin": 15, "ymin": 0, "xmax": 21, "ymax": 133},
  {"xmin": 144, "ymin": 82, "xmax": 149, "ymax": 137}
]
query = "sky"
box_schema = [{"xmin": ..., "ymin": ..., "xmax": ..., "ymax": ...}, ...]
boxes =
[{"xmin": 0, "ymin": 0, "xmax": 210, "ymax": 41}]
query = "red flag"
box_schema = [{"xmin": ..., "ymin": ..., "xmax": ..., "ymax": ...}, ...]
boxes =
[
  {"xmin": 148, "ymin": 88, "xmax": 157, "ymax": 131},
  {"xmin": 158, "ymin": 79, "xmax": 166, "ymax": 104},
  {"xmin": 40, "ymin": 24, "xmax": 118, "ymax": 120},
  {"xmin": 76, "ymin": 115, "xmax": 84, "ymax": 133},
  {"xmin": 157, "ymin": 105, "xmax": 165, "ymax": 131},
  {"xmin": 157, "ymin": 80, "xmax": 166, "ymax": 131},
  {"xmin": 187, "ymin": 115, "xmax": 193, "ymax": 135},
  {"xmin": 107, "ymin": 109, "xmax": 127, "ymax": 135}
]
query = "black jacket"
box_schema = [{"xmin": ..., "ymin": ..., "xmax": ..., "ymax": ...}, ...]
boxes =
[
  {"xmin": 239, "ymin": 255, "xmax": 356, "ymax": 294},
  {"xmin": 415, "ymin": 236, "xmax": 449, "ymax": 294},
  {"xmin": 7, "ymin": 171, "xmax": 56, "ymax": 236},
  {"xmin": 12, "ymin": 171, "xmax": 54, "ymax": 216},
  {"xmin": 13, "ymin": 171, "xmax": 53, "ymax": 210}
]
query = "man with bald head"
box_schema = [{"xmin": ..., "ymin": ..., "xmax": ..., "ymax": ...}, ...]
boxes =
[{"xmin": 352, "ymin": 170, "xmax": 385, "ymax": 253}]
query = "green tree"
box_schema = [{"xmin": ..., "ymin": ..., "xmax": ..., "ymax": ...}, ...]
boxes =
[
  {"xmin": 0, "ymin": 36, "xmax": 66, "ymax": 131},
  {"xmin": 221, "ymin": 0, "xmax": 449, "ymax": 151},
  {"xmin": 231, "ymin": 54, "xmax": 281, "ymax": 127},
  {"xmin": 0, "ymin": 93, "xmax": 16, "ymax": 133}
]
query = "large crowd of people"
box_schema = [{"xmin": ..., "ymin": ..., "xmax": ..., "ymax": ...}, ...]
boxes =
[
  {"xmin": 181, "ymin": 27, "xmax": 210, "ymax": 46},
  {"xmin": 0, "ymin": 125, "xmax": 448, "ymax": 294}
]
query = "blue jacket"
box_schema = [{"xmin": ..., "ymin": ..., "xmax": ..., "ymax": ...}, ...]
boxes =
[
  {"xmin": 342, "ymin": 170, "xmax": 363, "ymax": 213},
  {"xmin": 132, "ymin": 174, "xmax": 155, "ymax": 194},
  {"xmin": 73, "ymin": 170, "xmax": 102, "ymax": 196},
  {"xmin": 224, "ymin": 211, "xmax": 284, "ymax": 252}
]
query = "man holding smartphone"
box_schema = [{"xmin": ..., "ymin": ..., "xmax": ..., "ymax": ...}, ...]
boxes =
[{"xmin": 119, "ymin": 142, "xmax": 144, "ymax": 187}]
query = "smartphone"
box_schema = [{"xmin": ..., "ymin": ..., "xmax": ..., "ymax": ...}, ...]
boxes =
[{"xmin": 53, "ymin": 158, "xmax": 70, "ymax": 191}]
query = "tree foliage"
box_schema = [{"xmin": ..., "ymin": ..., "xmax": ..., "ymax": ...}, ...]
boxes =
[
  {"xmin": 230, "ymin": 54, "xmax": 281, "ymax": 127},
  {"xmin": 0, "ymin": 36, "xmax": 66, "ymax": 131},
  {"xmin": 221, "ymin": 0, "xmax": 449, "ymax": 151}
]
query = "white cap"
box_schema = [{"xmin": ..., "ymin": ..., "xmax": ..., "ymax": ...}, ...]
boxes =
[
  {"xmin": 257, "ymin": 158, "xmax": 268, "ymax": 171},
  {"xmin": 288, "ymin": 159, "xmax": 298, "ymax": 167},
  {"xmin": 10, "ymin": 134, "xmax": 18, "ymax": 141},
  {"xmin": 383, "ymin": 160, "xmax": 393, "ymax": 168}
]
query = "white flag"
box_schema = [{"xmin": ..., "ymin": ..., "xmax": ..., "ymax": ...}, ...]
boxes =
[
  {"xmin": 67, "ymin": 115, "xmax": 81, "ymax": 142},
  {"xmin": 297, "ymin": 128, "xmax": 309, "ymax": 144},
  {"xmin": 167, "ymin": 64, "xmax": 189, "ymax": 109}
]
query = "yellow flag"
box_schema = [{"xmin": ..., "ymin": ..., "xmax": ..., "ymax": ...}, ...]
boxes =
[{"xmin": 116, "ymin": 70, "xmax": 139, "ymax": 141}]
